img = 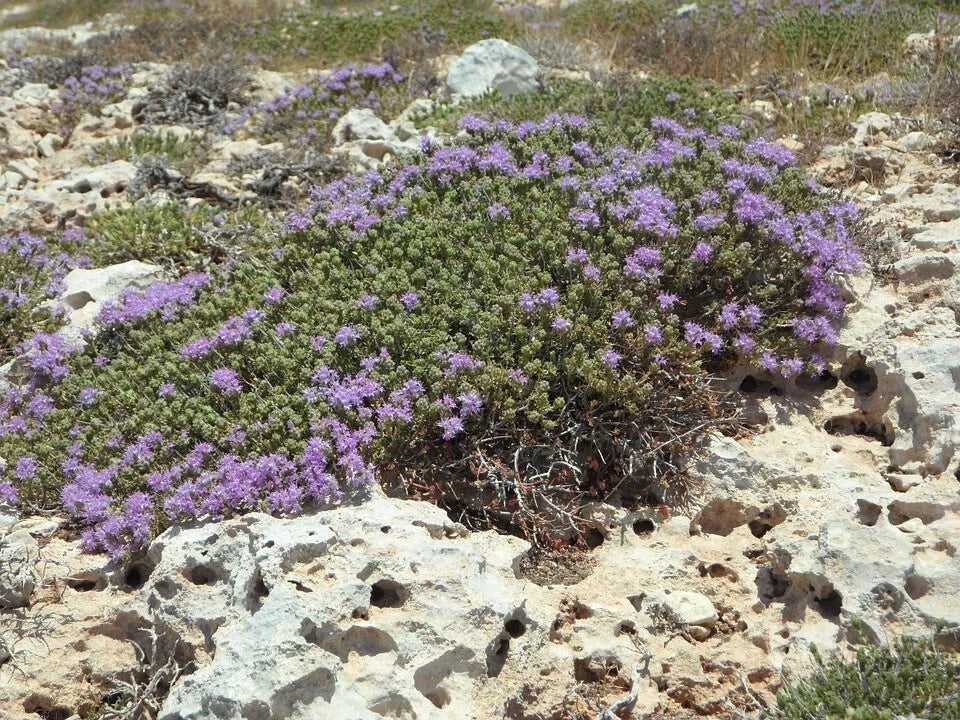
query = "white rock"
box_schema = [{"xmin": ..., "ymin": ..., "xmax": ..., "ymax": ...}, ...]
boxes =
[
  {"xmin": 50, "ymin": 160, "xmax": 137, "ymax": 196},
  {"xmin": 446, "ymin": 39, "xmax": 539, "ymax": 98},
  {"xmin": 645, "ymin": 590, "xmax": 717, "ymax": 640},
  {"xmin": 37, "ymin": 132, "xmax": 64, "ymax": 158},
  {"xmin": 893, "ymin": 252, "xmax": 956, "ymax": 284},
  {"xmin": 0, "ymin": 530, "xmax": 38, "ymax": 609},
  {"xmin": 675, "ymin": 2, "xmax": 698, "ymax": 16},
  {"xmin": 332, "ymin": 108, "xmax": 396, "ymax": 146},
  {"xmin": 898, "ymin": 131, "xmax": 934, "ymax": 153},
  {"xmin": 152, "ymin": 495, "xmax": 530, "ymax": 719},
  {"xmin": 8, "ymin": 158, "xmax": 38, "ymax": 183},
  {"xmin": 851, "ymin": 111, "xmax": 893, "ymax": 143},
  {"xmin": 11, "ymin": 82, "xmax": 58, "ymax": 108}
]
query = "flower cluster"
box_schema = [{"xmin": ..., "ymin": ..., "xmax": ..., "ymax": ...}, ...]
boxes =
[
  {"xmin": 0, "ymin": 230, "xmax": 88, "ymax": 364},
  {"xmin": 0, "ymin": 111, "xmax": 860, "ymax": 557},
  {"xmin": 228, "ymin": 62, "xmax": 406, "ymax": 145},
  {"xmin": 52, "ymin": 64, "xmax": 131, "ymax": 136}
]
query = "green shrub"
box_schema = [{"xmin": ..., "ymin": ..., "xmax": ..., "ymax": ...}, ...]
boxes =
[
  {"xmin": 90, "ymin": 130, "xmax": 207, "ymax": 170},
  {"xmin": 416, "ymin": 76, "xmax": 736, "ymax": 138},
  {"xmin": 83, "ymin": 201, "xmax": 275, "ymax": 269},
  {"xmin": 241, "ymin": 0, "xmax": 509, "ymax": 67},
  {"xmin": 775, "ymin": 635, "xmax": 960, "ymax": 720},
  {"xmin": 0, "ymin": 113, "xmax": 860, "ymax": 556},
  {"xmin": 0, "ymin": 231, "xmax": 83, "ymax": 365}
]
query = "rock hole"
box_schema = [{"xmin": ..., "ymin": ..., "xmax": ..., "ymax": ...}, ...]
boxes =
[
  {"xmin": 504, "ymin": 618, "xmax": 526, "ymax": 638},
  {"xmin": 840, "ymin": 354, "xmax": 878, "ymax": 395},
  {"xmin": 628, "ymin": 593, "xmax": 645, "ymax": 612},
  {"xmin": 824, "ymin": 413, "xmax": 893, "ymax": 445},
  {"xmin": 63, "ymin": 291, "xmax": 94, "ymax": 311},
  {"xmin": 739, "ymin": 375, "xmax": 758, "ymax": 393},
  {"xmin": 912, "ymin": 371, "xmax": 925, "ymax": 379},
  {"xmin": 813, "ymin": 588, "xmax": 843, "ymax": 619},
  {"xmin": 795, "ymin": 370, "xmax": 839, "ymax": 393},
  {"xmin": 188, "ymin": 565, "xmax": 217, "ymax": 585},
  {"xmin": 423, "ymin": 689, "xmax": 450, "ymax": 709},
  {"xmin": 698, "ymin": 562, "xmax": 739, "ymax": 582},
  {"xmin": 380, "ymin": 525, "xmax": 391, "ymax": 533},
  {"xmin": 856, "ymin": 500, "xmax": 882, "ymax": 526},
  {"xmin": 748, "ymin": 503, "xmax": 786, "ymax": 538},
  {"xmin": 632, "ymin": 518, "xmax": 655, "ymax": 535},
  {"xmin": 583, "ymin": 528, "xmax": 605, "ymax": 548},
  {"xmin": 66, "ymin": 575, "xmax": 102, "ymax": 592},
  {"xmin": 888, "ymin": 500, "xmax": 945, "ymax": 525},
  {"xmin": 573, "ymin": 656, "xmax": 626, "ymax": 687},
  {"xmin": 756, "ymin": 566, "xmax": 790, "ymax": 603},
  {"xmin": 904, "ymin": 574, "xmax": 931, "ymax": 600},
  {"xmin": 370, "ymin": 579, "xmax": 407, "ymax": 608},
  {"xmin": 615, "ymin": 620, "xmax": 637, "ymax": 636},
  {"xmin": 124, "ymin": 563, "xmax": 151, "ymax": 589}
]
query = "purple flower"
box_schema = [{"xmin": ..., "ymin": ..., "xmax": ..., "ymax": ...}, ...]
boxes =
[
  {"xmin": 14, "ymin": 456, "xmax": 37, "ymax": 481},
  {"xmin": 690, "ymin": 242, "xmax": 714, "ymax": 262},
  {"xmin": 77, "ymin": 387, "xmax": 101, "ymax": 407},
  {"xmin": 601, "ymin": 349, "xmax": 621, "ymax": 369},
  {"xmin": 357, "ymin": 294, "xmax": 377, "ymax": 309},
  {"xmin": 537, "ymin": 287, "xmax": 560, "ymax": 307},
  {"xmin": 438, "ymin": 416, "xmax": 464, "ymax": 441},
  {"xmin": 760, "ymin": 352, "xmax": 779, "ymax": 372},
  {"xmin": 508, "ymin": 368, "xmax": 528, "ymax": 385},
  {"xmin": 552, "ymin": 316, "xmax": 572, "ymax": 332},
  {"xmin": 210, "ymin": 368, "xmax": 242, "ymax": 395},
  {"xmin": 399, "ymin": 292, "xmax": 419, "ymax": 311},
  {"xmin": 263, "ymin": 287, "xmax": 286, "ymax": 304},
  {"xmin": 334, "ymin": 325, "xmax": 361, "ymax": 346},
  {"xmin": 274, "ymin": 321, "xmax": 296, "ymax": 338},
  {"xmin": 657, "ymin": 292, "xmax": 679, "ymax": 309},
  {"xmin": 487, "ymin": 203, "xmax": 510, "ymax": 219},
  {"xmin": 458, "ymin": 391, "xmax": 482, "ymax": 417},
  {"xmin": 645, "ymin": 324, "xmax": 664, "ymax": 344},
  {"xmin": 611, "ymin": 309, "xmax": 634, "ymax": 329}
]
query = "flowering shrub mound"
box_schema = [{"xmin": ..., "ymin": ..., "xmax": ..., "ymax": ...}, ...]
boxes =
[
  {"xmin": 0, "ymin": 113, "xmax": 860, "ymax": 557},
  {"xmin": 48, "ymin": 64, "xmax": 131, "ymax": 137},
  {"xmin": 0, "ymin": 230, "xmax": 86, "ymax": 365},
  {"xmin": 228, "ymin": 61, "xmax": 409, "ymax": 147},
  {"xmin": 418, "ymin": 76, "xmax": 735, "ymax": 137}
]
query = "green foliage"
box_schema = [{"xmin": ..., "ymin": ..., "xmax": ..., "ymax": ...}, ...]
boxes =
[
  {"xmin": 84, "ymin": 202, "xmax": 218, "ymax": 267},
  {"xmin": 0, "ymin": 232, "xmax": 81, "ymax": 364},
  {"xmin": 775, "ymin": 635, "xmax": 960, "ymax": 720},
  {"xmin": 769, "ymin": 5, "xmax": 922, "ymax": 78},
  {"xmin": 558, "ymin": 0, "xmax": 659, "ymax": 41},
  {"xmin": 2, "ymin": 116, "xmax": 852, "ymax": 545},
  {"xmin": 241, "ymin": 0, "xmax": 509, "ymax": 67},
  {"xmin": 416, "ymin": 76, "xmax": 736, "ymax": 138},
  {"xmin": 90, "ymin": 130, "xmax": 207, "ymax": 170}
]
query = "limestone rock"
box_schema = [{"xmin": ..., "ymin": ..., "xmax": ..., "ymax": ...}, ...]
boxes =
[
  {"xmin": 893, "ymin": 252, "xmax": 956, "ymax": 284},
  {"xmin": 446, "ymin": 39, "xmax": 539, "ymax": 98},
  {"xmin": 152, "ymin": 494, "xmax": 530, "ymax": 719},
  {"xmin": 0, "ymin": 530, "xmax": 38, "ymax": 609},
  {"xmin": 851, "ymin": 111, "xmax": 893, "ymax": 143}
]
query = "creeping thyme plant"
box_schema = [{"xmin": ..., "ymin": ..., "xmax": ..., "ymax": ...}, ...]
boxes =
[
  {"xmin": 0, "ymin": 103, "xmax": 861, "ymax": 558},
  {"xmin": 0, "ymin": 230, "xmax": 87, "ymax": 365}
]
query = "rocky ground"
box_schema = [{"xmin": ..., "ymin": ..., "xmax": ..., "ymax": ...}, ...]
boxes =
[{"xmin": 2, "ymin": 4, "xmax": 960, "ymax": 720}]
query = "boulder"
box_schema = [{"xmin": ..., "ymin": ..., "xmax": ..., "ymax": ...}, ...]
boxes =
[
  {"xmin": 893, "ymin": 252, "xmax": 956, "ymax": 284},
  {"xmin": 0, "ymin": 530, "xmax": 39, "ymax": 609},
  {"xmin": 851, "ymin": 111, "xmax": 893, "ymax": 143},
  {"xmin": 446, "ymin": 39, "xmax": 539, "ymax": 98}
]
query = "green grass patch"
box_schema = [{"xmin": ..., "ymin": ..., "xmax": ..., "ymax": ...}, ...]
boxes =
[
  {"xmin": 775, "ymin": 634, "xmax": 960, "ymax": 720},
  {"xmin": 90, "ymin": 130, "xmax": 207, "ymax": 170},
  {"xmin": 415, "ymin": 76, "xmax": 737, "ymax": 138},
  {"xmin": 239, "ymin": 0, "xmax": 510, "ymax": 67}
]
